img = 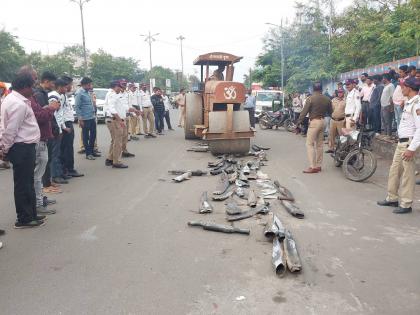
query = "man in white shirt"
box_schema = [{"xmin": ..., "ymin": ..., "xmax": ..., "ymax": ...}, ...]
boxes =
[
  {"xmin": 344, "ymin": 79, "xmax": 361, "ymax": 129},
  {"xmin": 360, "ymin": 76, "xmax": 375, "ymax": 127},
  {"xmin": 60, "ymin": 76, "xmax": 83, "ymax": 178},
  {"xmin": 138, "ymin": 83, "xmax": 156, "ymax": 138},
  {"xmin": 380, "ymin": 74, "xmax": 395, "ymax": 136},
  {"xmin": 48, "ymin": 78, "xmax": 70, "ymax": 184},
  {"xmin": 162, "ymin": 91, "xmax": 174, "ymax": 130},
  {"xmin": 118, "ymin": 80, "xmax": 135, "ymax": 157},
  {"xmin": 104, "ymin": 81, "xmax": 128, "ymax": 169},
  {"xmin": 377, "ymin": 77, "xmax": 420, "ymax": 214},
  {"xmin": 128, "ymin": 83, "xmax": 140, "ymax": 140}
]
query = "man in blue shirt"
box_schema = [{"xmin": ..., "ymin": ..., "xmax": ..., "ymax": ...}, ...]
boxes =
[
  {"xmin": 244, "ymin": 90, "xmax": 256, "ymax": 128},
  {"xmin": 75, "ymin": 77, "xmax": 98, "ymax": 160}
]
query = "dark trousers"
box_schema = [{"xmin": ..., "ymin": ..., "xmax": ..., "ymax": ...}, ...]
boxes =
[
  {"xmin": 361, "ymin": 101, "xmax": 369, "ymax": 127},
  {"xmin": 42, "ymin": 138, "xmax": 54, "ymax": 187},
  {"xmin": 82, "ymin": 119, "xmax": 96, "ymax": 156},
  {"xmin": 245, "ymin": 107, "xmax": 255, "ymax": 128},
  {"xmin": 302, "ymin": 117, "xmax": 309, "ymax": 135},
  {"xmin": 381, "ymin": 106, "xmax": 394, "ymax": 136},
  {"xmin": 164, "ymin": 110, "xmax": 172, "ymax": 129},
  {"xmin": 8, "ymin": 143, "xmax": 37, "ymax": 223},
  {"xmin": 370, "ymin": 105, "xmax": 381, "ymax": 133},
  {"xmin": 61, "ymin": 121, "xmax": 75, "ymax": 173},
  {"xmin": 50, "ymin": 135, "xmax": 63, "ymax": 178},
  {"xmin": 154, "ymin": 111, "xmax": 165, "ymax": 133}
]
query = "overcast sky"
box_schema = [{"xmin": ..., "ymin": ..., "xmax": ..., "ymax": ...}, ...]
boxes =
[{"xmin": 2, "ymin": 0, "xmax": 351, "ymax": 82}]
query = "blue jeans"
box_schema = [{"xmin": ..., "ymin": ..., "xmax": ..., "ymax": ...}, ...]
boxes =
[
  {"xmin": 394, "ymin": 105, "xmax": 403, "ymax": 132},
  {"xmin": 82, "ymin": 119, "xmax": 96, "ymax": 156},
  {"xmin": 50, "ymin": 136, "xmax": 63, "ymax": 178},
  {"xmin": 154, "ymin": 111, "xmax": 165, "ymax": 133}
]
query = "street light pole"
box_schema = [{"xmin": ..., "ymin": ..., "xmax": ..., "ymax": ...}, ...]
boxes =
[
  {"xmin": 71, "ymin": 0, "xmax": 90, "ymax": 76},
  {"xmin": 140, "ymin": 31, "xmax": 160, "ymax": 70},
  {"xmin": 266, "ymin": 21, "xmax": 285, "ymax": 108},
  {"xmin": 176, "ymin": 35, "xmax": 185, "ymax": 81}
]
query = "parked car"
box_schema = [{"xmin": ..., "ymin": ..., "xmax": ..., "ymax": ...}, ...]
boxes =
[
  {"xmin": 69, "ymin": 94, "xmax": 78, "ymax": 123},
  {"xmin": 93, "ymin": 88, "xmax": 109, "ymax": 124}
]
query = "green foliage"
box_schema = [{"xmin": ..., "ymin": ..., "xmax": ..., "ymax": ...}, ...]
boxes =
[
  {"xmin": 0, "ymin": 30, "xmax": 26, "ymax": 82},
  {"xmin": 254, "ymin": 0, "xmax": 419, "ymax": 92},
  {"xmin": 89, "ymin": 50, "xmax": 145, "ymax": 87},
  {"xmin": 143, "ymin": 66, "xmax": 188, "ymax": 92}
]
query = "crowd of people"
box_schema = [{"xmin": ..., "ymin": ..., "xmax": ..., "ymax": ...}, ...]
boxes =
[
  {"xmin": 0, "ymin": 66, "xmax": 187, "ymax": 249},
  {"xmin": 293, "ymin": 67, "xmax": 420, "ymax": 214}
]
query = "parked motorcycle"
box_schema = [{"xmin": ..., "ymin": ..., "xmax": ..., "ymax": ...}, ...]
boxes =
[
  {"xmin": 259, "ymin": 107, "xmax": 296, "ymax": 132},
  {"xmin": 333, "ymin": 126, "xmax": 377, "ymax": 182}
]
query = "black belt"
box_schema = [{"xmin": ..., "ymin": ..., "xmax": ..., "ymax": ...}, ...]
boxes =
[
  {"xmin": 399, "ymin": 138, "xmax": 409, "ymax": 143},
  {"xmin": 332, "ymin": 117, "xmax": 345, "ymax": 121},
  {"xmin": 345, "ymin": 114, "xmax": 352, "ymax": 117}
]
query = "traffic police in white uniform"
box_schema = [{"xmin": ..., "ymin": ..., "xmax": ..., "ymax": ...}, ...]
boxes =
[
  {"xmin": 378, "ymin": 77, "xmax": 420, "ymax": 214},
  {"xmin": 344, "ymin": 79, "xmax": 361, "ymax": 129}
]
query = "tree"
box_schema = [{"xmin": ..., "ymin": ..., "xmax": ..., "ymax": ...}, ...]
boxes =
[
  {"xmin": 0, "ymin": 30, "xmax": 26, "ymax": 82},
  {"xmin": 144, "ymin": 66, "xmax": 188, "ymax": 92},
  {"xmin": 255, "ymin": 0, "xmax": 419, "ymax": 92},
  {"xmin": 89, "ymin": 50, "xmax": 145, "ymax": 87}
]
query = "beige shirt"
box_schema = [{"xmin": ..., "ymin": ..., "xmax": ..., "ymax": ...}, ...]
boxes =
[{"xmin": 331, "ymin": 97, "xmax": 346, "ymax": 120}]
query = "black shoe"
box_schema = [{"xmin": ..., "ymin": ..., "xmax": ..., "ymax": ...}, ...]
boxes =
[
  {"xmin": 393, "ymin": 207, "xmax": 412, "ymax": 214},
  {"xmin": 377, "ymin": 200, "xmax": 399, "ymax": 207},
  {"xmin": 136, "ymin": 132, "xmax": 144, "ymax": 136},
  {"xmin": 68, "ymin": 170, "xmax": 84, "ymax": 177},
  {"xmin": 62, "ymin": 175, "xmax": 72, "ymax": 180},
  {"xmin": 0, "ymin": 229, "xmax": 5, "ymax": 236},
  {"xmin": 148, "ymin": 133, "xmax": 157, "ymax": 138},
  {"xmin": 416, "ymin": 179, "xmax": 420, "ymax": 185},
  {"xmin": 122, "ymin": 152, "xmax": 135, "ymax": 158},
  {"xmin": 43, "ymin": 196, "xmax": 56, "ymax": 206},
  {"xmin": 105, "ymin": 159, "xmax": 113, "ymax": 166},
  {"xmin": 93, "ymin": 152, "xmax": 102, "ymax": 157},
  {"xmin": 112, "ymin": 163, "xmax": 128, "ymax": 169},
  {"xmin": 325, "ymin": 149, "xmax": 334, "ymax": 153},
  {"xmin": 94, "ymin": 149, "xmax": 101, "ymax": 154},
  {"xmin": 53, "ymin": 177, "xmax": 68, "ymax": 184},
  {"xmin": 145, "ymin": 134, "xmax": 152, "ymax": 138},
  {"xmin": 36, "ymin": 206, "xmax": 57, "ymax": 215},
  {"xmin": 14, "ymin": 220, "xmax": 45, "ymax": 229}
]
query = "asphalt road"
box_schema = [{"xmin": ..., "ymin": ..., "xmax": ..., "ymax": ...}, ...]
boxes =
[{"xmin": 0, "ymin": 111, "xmax": 419, "ymax": 315}]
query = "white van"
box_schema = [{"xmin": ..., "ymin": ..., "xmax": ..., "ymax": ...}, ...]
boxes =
[{"xmin": 254, "ymin": 90, "xmax": 283, "ymax": 119}]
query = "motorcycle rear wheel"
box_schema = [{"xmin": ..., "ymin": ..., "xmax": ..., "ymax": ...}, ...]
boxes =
[
  {"xmin": 259, "ymin": 117, "xmax": 269, "ymax": 130},
  {"xmin": 342, "ymin": 149, "xmax": 377, "ymax": 182},
  {"xmin": 285, "ymin": 120, "xmax": 296, "ymax": 132}
]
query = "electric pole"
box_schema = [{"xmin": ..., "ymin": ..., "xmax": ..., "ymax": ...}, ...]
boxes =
[
  {"xmin": 140, "ymin": 31, "xmax": 160, "ymax": 70},
  {"xmin": 176, "ymin": 35, "xmax": 185, "ymax": 82},
  {"xmin": 266, "ymin": 20, "xmax": 285, "ymax": 108},
  {"xmin": 70, "ymin": 0, "xmax": 90, "ymax": 75}
]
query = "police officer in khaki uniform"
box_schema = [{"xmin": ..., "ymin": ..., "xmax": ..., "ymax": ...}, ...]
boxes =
[
  {"xmin": 377, "ymin": 77, "xmax": 420, "ymax": 214},
  {"xmin": 296, "ymin": 82, "xmax": 332, "ymax": 174},
  {"xmin": 104, "ymin": 81, "xmax": 127, "ymax": 168},
  {"xmin": 326, "ymin": 88, "xmax": 346, "ymax": 153}
]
